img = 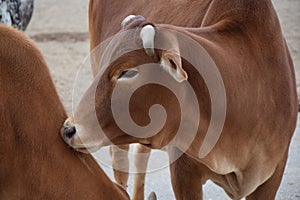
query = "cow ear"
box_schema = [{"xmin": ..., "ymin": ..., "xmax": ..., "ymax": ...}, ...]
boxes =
[{"xmin": 160, "ymin": 50, "xmax": 188, "ymax": 82}]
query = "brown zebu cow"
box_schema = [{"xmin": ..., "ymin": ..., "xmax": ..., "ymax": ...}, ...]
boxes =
[
  {"xmin": 62, "ymin": 0, "xmax": 297, "ymax": 199},
  {"xmin": 0, "ymin": 25, "xmax": 130, "ymax": 200}
]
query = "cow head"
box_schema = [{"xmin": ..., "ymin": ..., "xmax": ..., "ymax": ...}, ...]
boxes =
[{"xmin": 60, "ymin": 15, "xmax": 201, "ymax": 154}]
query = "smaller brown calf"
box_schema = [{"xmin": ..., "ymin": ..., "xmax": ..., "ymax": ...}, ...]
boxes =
[{"xmin": 0, "ymin": 25, "xmax": 129, "ymax": 200}]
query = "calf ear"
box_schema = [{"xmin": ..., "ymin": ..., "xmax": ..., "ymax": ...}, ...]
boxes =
[{"xmin": 160, "ymin": 50, "xmax": 188, "ymax": 82}]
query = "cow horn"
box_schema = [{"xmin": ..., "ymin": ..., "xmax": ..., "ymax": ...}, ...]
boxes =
[
  {"xmin": 121, "ymin": 15, "xmax": 145, "ymax": 28},
  {"xmin": 147, "ymin": 192, "xmax": 157, "ymax": 200},
  {"xmin": 140, "ymin": 24, "xmax": 155, "ymax": 56}
]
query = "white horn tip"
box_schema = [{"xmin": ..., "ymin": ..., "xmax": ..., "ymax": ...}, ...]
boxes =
[{"xmin": 140, "ymin": 25, "xmax": 155, "ymax": 56}]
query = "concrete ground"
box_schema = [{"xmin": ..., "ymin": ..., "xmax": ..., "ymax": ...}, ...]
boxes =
[{"xmin": 25, "ymin": 0, "xmax": 300, "ymax": 199}]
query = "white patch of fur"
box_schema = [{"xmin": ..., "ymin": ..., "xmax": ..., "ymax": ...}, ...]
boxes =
[{"xmin": 140, "ymin": 25, "xmax": 155, "ymax": 56}]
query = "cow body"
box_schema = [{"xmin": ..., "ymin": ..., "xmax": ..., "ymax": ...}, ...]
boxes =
[
  {"xmin": 63, "ymin": 0, "xmax": 297, "ymax": 199},
  {"xmin": 0, "ymin": 25, "xmax": 129, "ymax": 199}
]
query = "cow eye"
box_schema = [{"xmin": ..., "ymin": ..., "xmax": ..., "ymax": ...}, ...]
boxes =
[{"xmin": 118, "ymin": 69, "xmax": 138, "ymax": 79}]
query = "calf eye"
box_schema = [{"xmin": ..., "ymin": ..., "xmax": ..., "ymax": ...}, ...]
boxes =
[{"xmin": 118, "ymin": 69, "xmax": 138, "ymax": 79}]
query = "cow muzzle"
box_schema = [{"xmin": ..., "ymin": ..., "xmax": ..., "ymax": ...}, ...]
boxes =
[
  {"xmin": 60, "ymin": 117, "xmax": 103, "ymax": 154},
  {"xmin": 61, "ymin": 119, "xmax": 76, "ymax": 141},
  {"xmin": 60, "ymin": 118, "xmax": 85, "ymax": 152}
]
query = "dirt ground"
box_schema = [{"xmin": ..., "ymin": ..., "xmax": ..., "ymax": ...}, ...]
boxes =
[{"xmin": 25, "ymin": 0, "xmax": 299, "ymax": 199}]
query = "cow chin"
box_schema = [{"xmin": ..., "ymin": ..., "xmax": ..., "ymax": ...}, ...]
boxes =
[{"xmin": 65, "ymin": 134, "xmax": 103, "ymax": 154}]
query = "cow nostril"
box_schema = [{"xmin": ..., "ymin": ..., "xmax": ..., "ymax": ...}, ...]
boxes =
[{"xmin": 64, "ymin": 125, "xmax": 76, "ymax": 140}]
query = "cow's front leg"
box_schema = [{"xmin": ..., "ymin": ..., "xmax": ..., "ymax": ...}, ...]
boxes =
[
  {"xmin": 168, "ymin": 147, "xmax": 203, "ymax": 200},
  {"xmin": 109, "ymin": 144, "xmax": 130, "ymax": 189},
  {"xmin": 132, "ymin": 144, "xmax": 151, "ymax": 200}
]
